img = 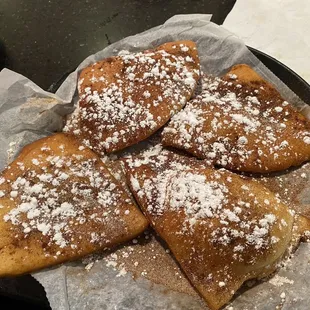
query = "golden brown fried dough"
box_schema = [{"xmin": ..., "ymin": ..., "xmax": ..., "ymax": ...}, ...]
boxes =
[
  {"xmin": 162, "ymin": 64, "xmax": 310, "ymax": 173},
  {"xmin": 124, "ymin": 147, "xmax": 309, "ymax": 310},
  {"xmin": 64, "ymin": 41, "xmax": 200, "ymax": 155},
  {"xmin": 0, "ymin": 133, "xmax": 148, "ymax": 276}
]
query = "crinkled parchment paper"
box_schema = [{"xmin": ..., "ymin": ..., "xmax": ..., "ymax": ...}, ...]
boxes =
[{"xmin": 0, "ymin": 14, "xmax": 310, "ymax": 310}]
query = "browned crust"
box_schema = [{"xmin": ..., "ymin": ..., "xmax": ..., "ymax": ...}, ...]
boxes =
[
  {"xmin": 162, "ymin": 64, "xmax": 310, "ymax": 173},
  {"xmin": 65, "ymin": 41, "xmax": 200, "ymax": 155},
  {"xmin": 0, "ymin": 133, "xmax": 148, "ymax": 276},
  {"xmin": 124, "ymin": 150, "xmax": 296, "ymax": 309}
]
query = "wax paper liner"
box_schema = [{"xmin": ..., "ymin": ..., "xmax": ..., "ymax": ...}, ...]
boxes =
[{"xmin": 0, "ymin": 14, "xmax": 310, "ymax": 310}]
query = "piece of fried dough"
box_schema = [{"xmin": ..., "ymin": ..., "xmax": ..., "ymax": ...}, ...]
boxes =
[
  {"xmin": 0, "ymin": 133, "xmax": 148, "ymax": 276},
  {"xmin": 124, "ymin": 147, "xmax": 310, "ymax": 310},
  {"xmin": 64, "ymin": 41, "xmax": 200, "ymax": 155},
  {"xmin": 162, "ymin": 64, "xmax": 310, "ymax": 173}
]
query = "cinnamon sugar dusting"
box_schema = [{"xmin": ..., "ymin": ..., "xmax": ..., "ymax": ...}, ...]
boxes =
[
  {"xmin": 64, "ymin": 41, "xmax": 200, "ymax": 155},
  {"xmin": 162, "ymin": 65, "xmax": 310, "ymax": 173},
  {"xmin": 83, "ymin": 230, "xmax": 201, "ymax": 299},
  {"xmin": 253, "ymin": 162, "xmax": 310, "ymax": 218},
  {"xmin": 123, "ymin": 147, "xmax": 301, "ymax": 309},
  {"xmin": 0, "ymin": 134, "xmax": 147, "ymax": 260}
]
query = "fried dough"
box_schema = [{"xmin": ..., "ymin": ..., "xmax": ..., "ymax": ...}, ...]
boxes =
[
  {"xmin": 64, "ymin": 41, "xmax": 200, "ymax": 155},
  {"xmin": 0, "ymin": 133, "xmax": 148, "ymax": 276},
  {"xmin": 162, "ymin": 64, "xmax": 310, "ymax": 173},
  {"xmin": 124, "ymin": 147, "xmax": 309, "ymax": 310}
]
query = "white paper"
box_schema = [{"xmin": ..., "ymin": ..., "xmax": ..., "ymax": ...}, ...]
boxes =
[{"xmin": 0, "ymin": 69, "xmax": 72, "ymax": 168}]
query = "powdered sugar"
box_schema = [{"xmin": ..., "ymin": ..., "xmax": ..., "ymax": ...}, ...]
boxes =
[
  {"xmin": 169, "ymin": 172, "xmax": 228, "ymax": 219},
  {"xmin": 269, "ymin": 274, "xmax": 294, "ymax": 287},
  {"xmin": 162, "ymin": 71, "xmax": 310, "ymax": 172},
  {"xmin": 2, "ymin": 147, "xmax": 126, "ymax": 253},
  {"xmin": 230, "ymin": 113, "xmax": 261, "ymax": 133},
  {"xmin": 64, "ymin": 42, "xmax": 200, "ymax": 155},
  {"xmin": 123, "ymin": 148, "xmax": 298, "ymax": 310},
  {"xmin": 303, "ymin": 136, "xmax": 310, "ymax": 144},
  {"xmin": 126, "ymin": 149, "xmax": 291, "ymax": 255}
]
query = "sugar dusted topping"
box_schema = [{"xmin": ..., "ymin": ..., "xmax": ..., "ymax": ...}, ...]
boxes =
[
  {"xmin": 169, "ymin": 172, "xmax": 228, "ymax": 220},
  {"xmin": 162, "ymin": 71, "xmax": 310, "ymax": 172},
  {"xmin": 64, "ymin": 41, "xmax": 200, "ymax": 154},
  {"xmin": 125, "ymin": 148, "xmax": 298, "ymax": 309},
  {"xmin": 127, "ymin": 149, "xmax": 293, "ymax": 255},
  {"xmin": 255, "ymin": 161, "xmax": 310, "ymax": 220},
  {"xmin": 269, "ymin": 274, "xmax": 294, "ymax": 287},
  {"xmin": 1, "ymin": 144, "xmax": 133, "ymax": 255}
]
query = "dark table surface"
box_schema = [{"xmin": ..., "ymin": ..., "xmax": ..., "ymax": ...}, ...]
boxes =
[
  {"xmin": 1, "ymin": 0, "xmax": 236, "ymax": 90},
  {"xmin": 0, "ymin": 0, "xmax": 236, "ymax": 308}
]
